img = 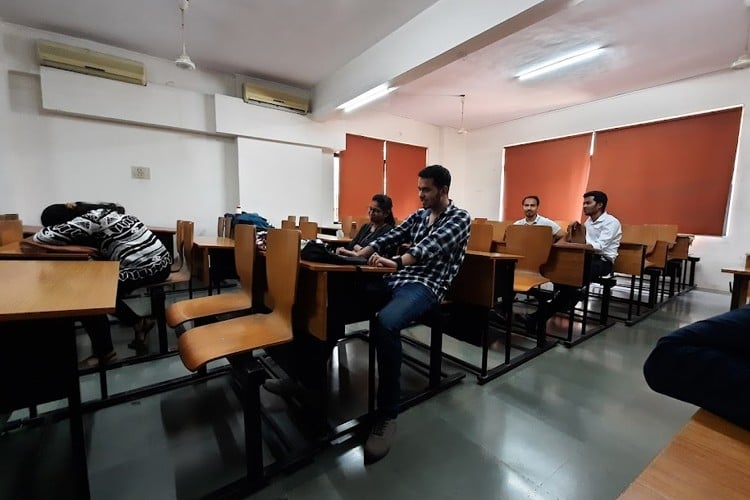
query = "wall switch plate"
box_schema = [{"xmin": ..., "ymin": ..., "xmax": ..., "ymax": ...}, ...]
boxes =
[{"xmin": 131, "ymin": 166, "xmax": 151, "ymax": 180}]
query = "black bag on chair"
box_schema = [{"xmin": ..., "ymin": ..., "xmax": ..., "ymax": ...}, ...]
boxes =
[{"xmin": 301, "ymin": 241, "xmax": 368, "ymax": 265}]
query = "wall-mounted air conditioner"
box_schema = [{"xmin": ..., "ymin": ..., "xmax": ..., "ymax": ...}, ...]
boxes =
[
  {"xmin": 242, "ymin": 83, "xmax": 309, "ymax": 114},
  {"xmin": 36, "ymin": 40, "xmax": 146, "ymax": 86}
]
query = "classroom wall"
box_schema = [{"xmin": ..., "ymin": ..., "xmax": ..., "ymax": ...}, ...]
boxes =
[
  {"xmin": 463, "ymin": 68, "xmax": 750, "ymax": 291},
  {"xmin": 0, "ymin": 22, "xmax": 446, "ymax": 234}
]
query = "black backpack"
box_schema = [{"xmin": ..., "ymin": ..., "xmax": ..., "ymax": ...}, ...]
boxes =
[{"xmin": 300, "ymin": 241, "xmax": 368, "ymax": 265}]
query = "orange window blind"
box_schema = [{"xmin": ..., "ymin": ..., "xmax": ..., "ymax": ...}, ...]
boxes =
[
  {"xmin": 503, "ymin": 134, "xmax": 592, "ymax": 222},
  {"xmin": 385, "ymin": 141, "xmax": 427, "ymax": 220},
  {"xmin": 587, "ymin": 107, "xmax": 742, "ymax": 235},
  {"xmin": 339, "ymin": 134, "xmax": 384, "ymax": 218}
]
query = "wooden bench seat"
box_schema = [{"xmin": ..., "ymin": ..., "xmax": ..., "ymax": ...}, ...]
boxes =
[{"xmin": 620, "ymin": 409, "xmax": 750, "ymax": 499}]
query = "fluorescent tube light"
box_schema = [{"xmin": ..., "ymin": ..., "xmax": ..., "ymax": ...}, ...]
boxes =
[
  {"xmin": 516, "ymin": 46, "xmax": 605, "ymax": 81},
  {"xmin": 337, "ymin": 83, "xmax": 396, "ymax": 113}
]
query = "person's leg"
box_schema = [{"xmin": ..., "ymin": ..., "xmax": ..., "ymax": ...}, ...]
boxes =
[
  {"xmin": 365, "ymin": 282, "xmax": 436, "ymax": 463},
  {"xmin": 643, "ymin": 306, "xmax": 750, "ymax": 429},
  {"xmin": 117, "ymin": 267, "xmax": 171, "ymax": 349},
  {"xmin": 79, "ymin": 315, "xmax": 116, "ymax": 368},
  {"xmin": 372, "ymin": 282, "xmax": 437, "ymax": 418}
]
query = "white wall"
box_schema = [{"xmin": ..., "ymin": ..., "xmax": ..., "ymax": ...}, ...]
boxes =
[
  {"xmin": 464, "ymin": 69, "xmax": 750, "ymax": 291},
  {"xmin": 0, "ymin": 21, "xmax": 444, "ymax": 235}
]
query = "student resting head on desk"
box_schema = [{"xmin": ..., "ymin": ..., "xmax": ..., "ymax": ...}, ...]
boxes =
[
  {"xmin": 336, "ymin": 194, "xmax": 395, "ymax": 257},
  {"xmin": 34, "ymin": 202, "xmax": 173, "ymax": 368}
]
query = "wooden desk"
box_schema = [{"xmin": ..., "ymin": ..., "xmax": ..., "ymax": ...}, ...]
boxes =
[
  {"xmin": 316, "ymin": 234, "xmax": 352, "ymax": 246},
  {"xmin": 0, "ymin": 260, "xmax": 119, "ymax": 499},
  {"xmin": 722, "ymin": 267, "xmax": 750, "ymax": 310},
  {"xmin": 192, "ymin": 236, "xmax": 236, "ymax": 293},
  {"xmin": 0, "ymin": 241, "xmax": 94, "ymax": 260},
  {"xmin": 620, "ymin": 409, "xmax": 750, "ymax": 499},
  {"xmin": 24, "ymin": 224, "xmax": 176, "ymax": 257}
]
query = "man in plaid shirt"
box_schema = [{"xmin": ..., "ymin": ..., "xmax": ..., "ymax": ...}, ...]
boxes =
[{"xmin": 353, "ymin": 164, "xmax": 471, "ymax": 463}]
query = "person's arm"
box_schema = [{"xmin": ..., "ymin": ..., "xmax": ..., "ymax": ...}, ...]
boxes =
[
  {"xmin": 548, "ymin": 220, "xmax": 565, "ymax": 242},
  {"xmin": 405, "ymin": 209, "xmax": 471, "ymax": 264},
  {"xmin": 356, "ymin": 214, "xmax": 415, "ymax": 258},
  {"xmin": 33, "ymin": 214, "xmax": 97, "ymax": 245}
]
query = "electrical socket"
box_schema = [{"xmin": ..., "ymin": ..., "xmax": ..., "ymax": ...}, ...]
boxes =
[{"xmin": 131, "ymin": 166, "xmax": 151, "ymax": 180}]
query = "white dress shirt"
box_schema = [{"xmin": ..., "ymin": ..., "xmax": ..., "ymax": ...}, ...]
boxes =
[
  {"xmin": 513, "ymin": 214, "xmax": 561, "ymax": 235},
  {"xmin": 584, "ymin": 212, "xmax": 622, "ymax": 263}
]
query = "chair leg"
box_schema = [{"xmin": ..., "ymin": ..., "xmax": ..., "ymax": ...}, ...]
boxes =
[
  {"xmin": 368, "ymin": 318, "xmax": 377, "ymax": 413},
  {"xmin": 429, "ymin": 318, "xmax": 443, "ymax": 389},
  {"xmin": 149, "ymin": 287, "xmax": 168, "ymax": 354},
  {"xmin": 230, "ymin": 357, "xmax": 267, "ymax": 490}
]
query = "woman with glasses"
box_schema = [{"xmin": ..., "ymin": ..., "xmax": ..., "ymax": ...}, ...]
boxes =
[{"xmin": 337, "ymin": 194, "xmax": 396, "ymax": 256}]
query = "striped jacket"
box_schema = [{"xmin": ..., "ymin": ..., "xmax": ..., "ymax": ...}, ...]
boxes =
[{"xmin": 34, "ymin": 208, "xmax": 172, "ymax": 282}]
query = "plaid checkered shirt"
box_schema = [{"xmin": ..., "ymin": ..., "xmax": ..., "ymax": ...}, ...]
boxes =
[{"xmin": 370, "ymin": 201, "xmax": 471, "ymax": 301}]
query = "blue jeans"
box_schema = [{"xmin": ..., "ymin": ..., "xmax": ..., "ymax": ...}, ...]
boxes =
[
  {"xmin": 643, "ymin": 306, "xmax": 750, "ymax": 429},
  {"xmin": 371, "ymin": 282, "xmax": 437, "ymax": 419}
]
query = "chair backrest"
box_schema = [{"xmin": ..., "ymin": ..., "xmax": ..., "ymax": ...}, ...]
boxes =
[
  {"xmin": 0, "ymin": 214, "xmax": 19, "ymax": 221},
  {"xmin": 340, "ymin": 215, "xmax": 355, "ymax": 238},
  {"xmin": 668, "ymin": 235, "xmax": 690, "ymax": 261},
  {"xmin": 0, "ymin": 220, "xmax": 23, "ymax": 246},
  {"xmin": 505, "ymin": 224, "xmax": 553, "ymax": 273},
  {"xmin": 234, "ymin": 224, "xmax": 256, "ymax": 296},
  {"xmin": 613, "ymin": 242, "xmax": 646, "ymax": 276},
  {"xmin": 487, "ymin": 220, "xmax": 512, "ymax": 242},
  {"xmin": 178, "ymin": 221, "xmax": 194, "ymax": 271},
  {"xmin": 473, "ymin": 217, "xmax": 488, "ymax": 224},
  {"xmin": 266, "ymin": 228, "xmax": 301, "ymax": 324},
  {"xmin": 649, "ymin": 224, "xmax": 678, "ymax": 245},
  {"xmin": 467, "ymin": 222, "xmax": 493, "ymax": 252},
  {"xmin": 298, "ymin": 216, "xmax": 309, "ymax": 224},
  {"xmin": 217, "ymin": 216, "xmax": 231, "ymax": 237},
  {"xmin": 299, "ymin": 221, "xmax": 318, "ymax": 240},
  {"xmin": 353, "ymin": 216, "xmax": 370, "ymax": 235},
  {"xmin": 286, "ymin": 215, "xmax": 296, "ymax": 225},
  {"xmin": 621, "ymin": 224, "xmax": 657, "ymax": 254},
  {"xmin": 171, "ymin": 220, "xmax": 186, "ymax": 271}
]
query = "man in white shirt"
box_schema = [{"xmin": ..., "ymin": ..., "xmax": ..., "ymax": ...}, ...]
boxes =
[
  {"xmin": 525, "ymin": 190, "xmax": 621, "ymax": 334},
  {"xmin": 514, "ymin": 195, "xmax": 565, "ymax": 241}
]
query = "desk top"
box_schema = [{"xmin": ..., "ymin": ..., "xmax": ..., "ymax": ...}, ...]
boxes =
[
  {"xmin": 619, "ymin": 409, "xmax": 750, "ymax": 499},
  {"xmin": 317, "ymin": 234, "xmax": 353, "ymax": 244},
  {"xmin": 193, "ymin": 236, "xmax": 235, "ymax": 249},
  {"xmin": 466, "ymin": 250, "xmax": 522, "ymax": 260},
  {"xmin": 0, "ymin": 241, "xmax": 94, "ymax": 260},
  {"xmin": 300, "ymin": 260, "xmax": 393, "ymax": 273},
  {"xmin": 722, "ymin": 268, "xmax": 750, "ymax": 276},
  {"xmin": 0, "ymin": 260, "xmax": 119, "ymax": 321}
]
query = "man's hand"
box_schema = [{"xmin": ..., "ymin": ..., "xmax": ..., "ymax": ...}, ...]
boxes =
[
  {"xmin": 335, "ymin": 247, "xmax": 356, "ymax": 256},
  {"xmin": 368, "ymin": 252, "xmax": 397, "ymax": 268}
]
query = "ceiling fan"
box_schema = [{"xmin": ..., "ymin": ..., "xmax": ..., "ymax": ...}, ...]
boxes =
[
  {"xmin": 175, "ymin": 0, "xmax": 196, "ymax": 70},
  {"xmin": 457, "ymin": 94, "xmax": 468, "ymax": 135}
]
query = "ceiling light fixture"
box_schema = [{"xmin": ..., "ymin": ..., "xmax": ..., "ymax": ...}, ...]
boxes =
[
  {"xmin": 337, "ymin": 83, "xmax": 396, "ymax": 113},
  {"xmin": 175, "ymin": 0, "xmax": 196, "ymax": 70},
  {"xmin": 516, "ymin": 45, "xmax": 605, "ymax": 81}
]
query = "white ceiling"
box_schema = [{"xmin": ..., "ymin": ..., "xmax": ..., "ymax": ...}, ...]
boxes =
[{"xmin": 1, "ymin": 0, "xmax": 749, "ymax": 131}]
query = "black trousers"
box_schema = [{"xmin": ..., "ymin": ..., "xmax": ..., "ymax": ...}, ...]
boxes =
[{"xmin": 542, "ymin": 256, "xmax": 613, "ymax": 321}]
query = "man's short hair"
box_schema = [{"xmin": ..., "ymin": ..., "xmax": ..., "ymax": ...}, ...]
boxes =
[
  {"xmin": 583, "ymin": 190, "xmax": 608, "ymax": 211},
  {"xmin": 418, "ymin": 165, "xmax": 451, "ymax": 189},
  {"xmin": 522, "ymin": 195, "xmax": 540, "ymax": 206}
]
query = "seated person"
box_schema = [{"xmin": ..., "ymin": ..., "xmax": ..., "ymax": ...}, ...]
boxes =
[
  {"xmin": 34, "ymin": 202, "xmax": 172, "ymax": 367},
  {"xmin": 336, "ymin": 194, "xmax": 396, "ymax": 256},
  {"xmin": 644, "ymin": 306, "xmax": 750, "ymax": 430},
  {"xmin": 526, "ymin": 190, "xmax": 621, "ymax": 333},
  {"xmin": 514, "ymin": 195, "xmax": 565, "ymax": 241}
]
